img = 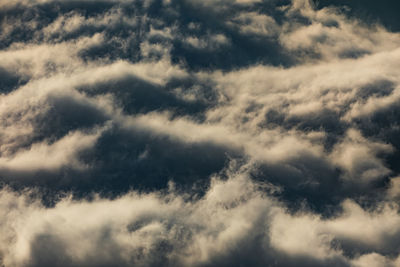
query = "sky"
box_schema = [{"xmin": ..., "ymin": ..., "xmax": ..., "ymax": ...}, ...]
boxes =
[{"xmin": 1, "ymin": 0, "xmax": 400, "ymax": 266}]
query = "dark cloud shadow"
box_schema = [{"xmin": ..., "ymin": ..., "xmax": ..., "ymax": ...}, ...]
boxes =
[
  {"xmin": 32, "ymin": 94, "xmax": 110, "ymax": 143},
  {"xmin": 78, "ymin": 124, "xmax": 241, "ymax": 194},
  {"xmin": 0, "ymin": 123, "xmax": 242, "ymax": 205},
  {"xmin": 313, "ymin": 0, "xmax": 400, "ymax": 32},
  {"xmin": 261, "ymin": 108, "xmax": 348, "ymax": 151},
  {"xmin": 78, "ymin": 74, "xmax": 215, "ymax": 119},
  {"xmin": 167, "ymin": 0, "xmax": 295, "ymax": 71},
  {"xmin": 0, "ymin": 67, "xmax": 28, "ymax": 94}
]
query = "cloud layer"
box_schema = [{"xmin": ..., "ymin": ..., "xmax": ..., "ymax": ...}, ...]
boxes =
[{"xmin": 1, "ymin": 0, "xmax": 400, "ymax": 266}]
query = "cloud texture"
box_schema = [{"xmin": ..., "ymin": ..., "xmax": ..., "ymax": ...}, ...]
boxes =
[{"xmin": 1, "ymin": 0, "xmax": 400, "ymax": 266}]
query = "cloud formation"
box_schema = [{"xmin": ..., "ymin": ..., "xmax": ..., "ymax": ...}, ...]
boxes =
[{"xmin": 1, "ymin": 0, "xmax": 400, "ymax": 266}]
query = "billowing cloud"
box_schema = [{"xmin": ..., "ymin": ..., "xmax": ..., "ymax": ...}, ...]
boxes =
[
  {"xmin": 2, "ymin": 174, "xmax": 400, "ymax": 267},
  {"xmin": 1, "ymin": 0, "xmax": 400, "ymax": 266}
]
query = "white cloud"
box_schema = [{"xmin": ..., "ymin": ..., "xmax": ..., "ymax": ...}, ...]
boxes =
[{"xmin": 2, "ymin": 0, "xmax": 400, "ymax": 265}]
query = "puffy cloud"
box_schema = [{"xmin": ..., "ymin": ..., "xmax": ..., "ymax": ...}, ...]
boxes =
[
  {"xmin": 0, "ymin": 128, "xmax": 103, "ymax": 172},
  {"xmin": 2, "ymin": 174, "xmax": 400, "ymax": 266},
  {"xmin": 2, "ymin": 0, "xmax": 400, "ymax": 266},
  {"xmin": 330, "ymin": 129, "xmax": 393, "ymax": 184}
]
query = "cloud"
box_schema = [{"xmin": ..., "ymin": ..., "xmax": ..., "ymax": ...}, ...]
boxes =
[
  {"xmin": 0, "ymin": 128, "xmax": 103, "ymax": 172},
  {"xmin": 2, "ymin": 174, "xmax": 400, "ymax": 267},
  {"xmin": 2, "ymin": 0, "xmax": 400, "ymax": 266},
  {"xmin": 313, "ymin": 0, "xmax": 400, "ymax": 32},
  {"xmin": 330, "ymin": 129, "xmax": 393, "ymax": 184}
]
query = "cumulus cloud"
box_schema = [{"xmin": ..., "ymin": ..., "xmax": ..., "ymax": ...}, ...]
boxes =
[
  {"xmin": 2, "ymin": 0, "xmax": 400, "ymax": 266},
  {"xmin": 2, "ymin": 174, "xmax": 400, "ymax": 267}
]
